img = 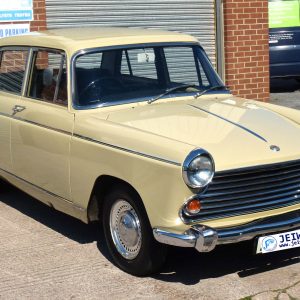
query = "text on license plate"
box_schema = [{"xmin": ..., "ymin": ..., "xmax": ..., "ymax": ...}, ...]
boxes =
[{"xmin": 256, "ymin": 228, "xmax": 300, "ymax": 254}]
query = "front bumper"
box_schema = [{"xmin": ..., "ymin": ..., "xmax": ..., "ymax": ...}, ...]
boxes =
[{"xmin": 153, "ymin": 210, "xmax": 300, "ymax": 252}]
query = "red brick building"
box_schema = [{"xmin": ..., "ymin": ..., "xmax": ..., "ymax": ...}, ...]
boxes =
[
  {"xmin": 31, "ymin": 0, "xmax": 47, "ymax": 32},
  {"xmin": 223, "ymin": 0, "xmax": 270, "ymax": 101},
  {"xmin": 2, "ymin": 0, "xmax": 270, "ymax": 101}
]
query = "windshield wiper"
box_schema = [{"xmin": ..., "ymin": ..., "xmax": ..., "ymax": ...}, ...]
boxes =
[
  {"xmin": 194, "ymin": 85, "xmax": 228, "ymax": 99},
  {"xmin": 148, "ymin": 84, "xmax": 197, "ymax": 104}
]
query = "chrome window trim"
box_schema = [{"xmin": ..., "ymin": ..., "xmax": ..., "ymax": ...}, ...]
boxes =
[
  {"xmin": 70, "ymin": 42, "xmax": 206, "ymax": 110},
  {"xmin": 54, "ymin": 53, "xmax": 66, "ymax": 102},
  {"xmin": 22, "ymin": 47, "xmax": 34, "ymax": 97},
  {"xmin": 23, "ymin": 47, "xmax": 69, "ymax": 108}
]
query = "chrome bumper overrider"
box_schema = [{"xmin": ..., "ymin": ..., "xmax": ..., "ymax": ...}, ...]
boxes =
[{"xmin": 153, "ymin": 210, "xmax": 300, "ymax": 252}]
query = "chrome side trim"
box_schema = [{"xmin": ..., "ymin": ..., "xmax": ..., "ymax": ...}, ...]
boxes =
[
  {"xmin": 0, "ymin": 112, "xmax": 180, "ymax": 166},
  {"xmin": 153, "ymin": 210, "xmax": 300, "ymax": 252},
  {"xmin": 189, "ymin": 104, "xmax": 268, "ymax": 143},
  {"xmin": 0, "ymin": 111, "xmax": 72, "ymax": 136},
  {"xmin": 16, "ymin": 117, "xmax": 72, "ymax": 136},
  {"xmin": 0, "ymin": 166, "xmax": 83, "ymax": 211},
  {"xmin": 73, "ymin": 133, "xmax": 181, "ymax": 166}
]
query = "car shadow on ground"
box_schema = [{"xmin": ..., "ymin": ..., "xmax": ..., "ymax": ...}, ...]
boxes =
[
  {"xmin": 1, "ymin": 185, "xmax": 299, "ymax": 285},
  {"xmin": 0, "ymin": 185, "xmax": 99, "ymax": 244},
  {"xmin": 154, "ymin": 243, "xmax": 300, "ymax": 285}
]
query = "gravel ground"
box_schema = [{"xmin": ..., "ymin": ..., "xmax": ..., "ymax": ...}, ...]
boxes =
[{"xmin": 0, "ymin": 81, "xmax": 300, "ymax": 300}]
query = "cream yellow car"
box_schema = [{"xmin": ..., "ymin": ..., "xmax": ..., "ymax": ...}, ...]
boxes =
[{"xmin": 0, "ymin": 28, "xmax": 300, "ymax": 276}]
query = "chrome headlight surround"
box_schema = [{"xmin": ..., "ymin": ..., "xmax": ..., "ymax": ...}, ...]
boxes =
[{"xmin": 182, "ymin": 148, "xmax": 215, "ymax": 189}]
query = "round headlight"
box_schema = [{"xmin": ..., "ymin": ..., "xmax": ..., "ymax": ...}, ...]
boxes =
[{"xmin": 182, "ymin": 149, "xmax": 215, "ymax": 189}]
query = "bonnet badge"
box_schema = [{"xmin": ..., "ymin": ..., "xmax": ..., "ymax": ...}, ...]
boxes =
[{"xmin": 270, "ymin": 145, "xmax": 280, "ymax": 152}]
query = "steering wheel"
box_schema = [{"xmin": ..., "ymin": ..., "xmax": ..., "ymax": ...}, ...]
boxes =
[{"xmin": 79, "ymin": 77, "xmax": 125, "ymax": 102}]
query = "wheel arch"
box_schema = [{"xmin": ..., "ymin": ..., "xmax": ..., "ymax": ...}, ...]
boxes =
[{"xmin": 87, "ymin": 175, "xmax": 144, "ymax": 222}]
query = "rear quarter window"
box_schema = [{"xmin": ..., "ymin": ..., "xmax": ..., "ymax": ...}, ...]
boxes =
[{"xmin": 0, "ymin": 49, "xmax": 28, "ymax": 94}]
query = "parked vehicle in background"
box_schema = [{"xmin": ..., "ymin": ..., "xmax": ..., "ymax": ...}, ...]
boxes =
[{"xmin": 269, "ymin": 0, "xmax": 300, "ymax": 79}]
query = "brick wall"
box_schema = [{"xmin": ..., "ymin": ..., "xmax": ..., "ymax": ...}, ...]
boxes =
[
  {"xmin": 223, "ymin": 0, "xmax": 270, "ymax": 101},
  {"xmin": 30, "ymin": 0, "xmax": 47, "ymax": 31}
]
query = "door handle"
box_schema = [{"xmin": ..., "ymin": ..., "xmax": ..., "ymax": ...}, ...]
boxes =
[{"xmin": 12, "ymin": 105, "xmax": 26, "ymax": 115}]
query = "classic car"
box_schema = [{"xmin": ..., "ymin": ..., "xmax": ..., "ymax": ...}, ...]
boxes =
[{"xmin": 0, "ymin": 27, "xmax": 300, "ymax": 276}]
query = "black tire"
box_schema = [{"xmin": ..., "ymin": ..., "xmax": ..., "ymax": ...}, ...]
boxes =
[
  {"xmin": 0, "ymin": 179, "xmax": 10, "ymax": 192},
  {"xmin": 102, "ymin": 184, "xmax": 167, "ymax": 276}
]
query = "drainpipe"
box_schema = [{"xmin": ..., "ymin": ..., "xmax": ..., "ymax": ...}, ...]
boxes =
[{"xmin": 215, "ymin": 0, "xmax": 225, "ymax": 80}]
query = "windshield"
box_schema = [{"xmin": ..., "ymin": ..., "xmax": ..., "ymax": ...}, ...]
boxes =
[{"xmin": 73, "ymin": 44, "xmax": 224, "ymax": 108}]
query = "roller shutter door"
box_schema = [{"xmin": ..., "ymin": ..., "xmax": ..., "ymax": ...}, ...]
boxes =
[{"xmin": 45, "ymin": 0, "xmax": 216, "ymax": 64}]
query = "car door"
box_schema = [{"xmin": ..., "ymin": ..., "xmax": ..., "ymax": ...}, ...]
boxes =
[
  {"xmin": 0, "ymin": 48, "xmax": 29, "ymax": 173},
  {"xmin": 11, "ymin": 48, "xmax": 74, "ymax": 200}
]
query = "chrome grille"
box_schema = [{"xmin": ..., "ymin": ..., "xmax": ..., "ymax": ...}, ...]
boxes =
[{"xmin": 187, "ymin": 160, "xmax": 300, "ymax": 221}]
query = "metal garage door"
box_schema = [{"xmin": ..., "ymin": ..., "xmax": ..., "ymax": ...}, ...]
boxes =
[{"xmin": 45, "ymin": 0, "xmax": 217, "ymax": 64}]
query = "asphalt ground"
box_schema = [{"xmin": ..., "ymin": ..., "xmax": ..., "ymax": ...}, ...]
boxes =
[
  {"xmin": 0, "ymin": 80, "xmax": 300, "ymax": 300},
  {"xmin": 270, "ymin": 78, "xmax": 300, "ymax": 109}
]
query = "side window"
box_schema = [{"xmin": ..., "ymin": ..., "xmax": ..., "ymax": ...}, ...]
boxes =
[
  {"xmin": 28, "ymin": 49, "xmax": 68, "ymax": 106},
  {"xmin": 164, "ymin": 47, "xmax": 199, "ymax": 86},
  {"xmin": 0, "ymin": 49, "xmax": 28, "ymax": 94}
]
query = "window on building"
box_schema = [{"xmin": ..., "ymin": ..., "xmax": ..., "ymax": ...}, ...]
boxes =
[
  {"xmin": 28, "ymin": 49, "xmax": 68, "ymax": 106},
  {"xmin": 0, "ymin": 49, "xmax": 28, "ymax": 94}
]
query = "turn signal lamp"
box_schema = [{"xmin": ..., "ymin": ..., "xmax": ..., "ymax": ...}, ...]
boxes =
[{"xmin": 186, "ymin": 199, "xmax": 201, "ymax": 215}]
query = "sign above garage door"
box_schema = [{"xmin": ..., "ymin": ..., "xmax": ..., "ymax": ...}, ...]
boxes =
[{"xmin": 0, "ymin": 0, "xmax": 33, "ymax": 22}]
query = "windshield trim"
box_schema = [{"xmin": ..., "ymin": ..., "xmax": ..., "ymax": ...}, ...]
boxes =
[
  {"xmin": 70, "ymin": 42, "xmax": 219, "ymax": 110},
  {"xmin": 72, "ymin": 90, "xmax": 231, "ymax": 110}
]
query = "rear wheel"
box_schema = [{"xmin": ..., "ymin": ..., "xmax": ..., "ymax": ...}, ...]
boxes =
[{"xmin": 102, "ymin": 185, "xmax": 167, "ymax": 276}]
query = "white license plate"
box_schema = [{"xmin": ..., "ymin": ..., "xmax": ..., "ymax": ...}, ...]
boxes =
[{"xmin": 256, "ymin": 228, "xmax": 300, "ymax": 254}]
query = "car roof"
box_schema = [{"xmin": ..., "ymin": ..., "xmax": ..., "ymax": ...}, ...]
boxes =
[{"xmin": 0, "ymin": 27, "xmax": 198, "ymax": 55}]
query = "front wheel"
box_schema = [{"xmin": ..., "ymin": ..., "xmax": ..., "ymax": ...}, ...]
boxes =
[
  {"xmin": 102, "ymin": 185, "xmax": 167, "ymax": 276},
  {"xmin": 0, "ymin": 179, "xmax": 10, "ymax": 192}
]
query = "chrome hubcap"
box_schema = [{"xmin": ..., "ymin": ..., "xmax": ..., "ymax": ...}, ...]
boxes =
[{"xmin": 109, "ymin": 200, "xmax": 142, "ymax": 260}]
